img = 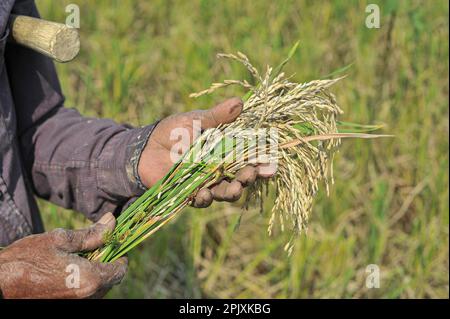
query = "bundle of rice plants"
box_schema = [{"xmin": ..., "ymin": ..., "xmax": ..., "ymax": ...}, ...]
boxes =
[{"xmin": 86, "ymin": 44, "xmax": 388, "ymax": 262}]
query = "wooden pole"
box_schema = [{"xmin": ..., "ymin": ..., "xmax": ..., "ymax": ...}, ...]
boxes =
[{"xmin": 9, "ymin": 15, "xmax": 80, "ymax": 63}]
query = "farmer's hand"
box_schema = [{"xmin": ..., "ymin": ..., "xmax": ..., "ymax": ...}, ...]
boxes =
[
  {"xmin": 138, "ymin": 97, "xmax": 276, "ymax": 208},
  {"xmin": 0, "ymin": 213, "xmax": 127, "ymax": 299}
]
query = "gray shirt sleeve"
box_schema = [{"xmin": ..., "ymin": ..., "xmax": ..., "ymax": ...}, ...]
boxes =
[{"xmin": 5, "ymin": 0, "xmax": 155, "ymax": 221}]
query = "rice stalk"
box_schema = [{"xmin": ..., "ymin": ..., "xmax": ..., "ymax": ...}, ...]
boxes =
[{"xmin": 86, "ymin": 47, "xmax": 389, "ymax": 262}]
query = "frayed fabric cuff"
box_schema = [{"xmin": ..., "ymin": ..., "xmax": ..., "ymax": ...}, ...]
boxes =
[
  {"xmin": 97, "ymin": 122, "xmax": 158, "ymax": 200},
  {"xmin": 125, "ymin": 122, "xmax": 159, "ymax": 194}
]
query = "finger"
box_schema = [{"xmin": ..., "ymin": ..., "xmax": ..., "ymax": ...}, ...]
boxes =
[
  {"xmin": 200, "ymin": 97, "xmax": 243, "ymax": 129},
  {"xmin": 257, "ymin": 163, "xmax": 277, "ymax": 178},
  {"xmin": 52, "ymin": 212, "xmax": 116, "ymax": 253},
  {"xmin": 211, "ymin": 180, "xmax": 243, "ymax": 202},
  {"xmin": 94, "ymin": 257, "xmax": 128, "ymax": 289},
  {"xmin": 235, "ymin": 166, "xmax": 258, "ymax": 186},
  {"xmin": 192, "ymin": 188, "xmax": 214, "ymax": 208}
]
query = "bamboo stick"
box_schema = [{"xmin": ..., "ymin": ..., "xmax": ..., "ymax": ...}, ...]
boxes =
[{"xmin": 9, "ymin": 15, "xmax": 80, "ymax": 63}]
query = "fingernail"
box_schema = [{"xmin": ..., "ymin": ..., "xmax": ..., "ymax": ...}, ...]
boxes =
[
  {"xmin": 233, "ymin": 97, "xmax": 243, "ymax": 106},
  {"xmin": 258, "ymin": 165, "xmax": 277, "ymax": 177},
  {"xmin": 231, "ymin": 98, "xmax": 243, "ymax": 110},
  {"xmin": 98, "ymin": 212, "xmax": 114, "ymax": 225}
]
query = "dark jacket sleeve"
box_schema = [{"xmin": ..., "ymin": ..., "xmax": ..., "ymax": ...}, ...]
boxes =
[{"xmin": 5, "ymin": 0, "xmax": 154, "ymax": 221}]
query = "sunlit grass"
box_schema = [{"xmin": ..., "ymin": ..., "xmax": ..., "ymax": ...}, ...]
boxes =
[{"xmin": 36, "ymin": 0, "xmax": 449, "ymax": 298}]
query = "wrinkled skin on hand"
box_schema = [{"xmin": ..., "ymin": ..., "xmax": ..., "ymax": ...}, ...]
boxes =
[
  {"xmin": 138, "ymin": 98, "xmax": 277, "ymax": 208},
  {"xmin": 0, "ymin": 213, "xmax": 127, "ymax": 299}
]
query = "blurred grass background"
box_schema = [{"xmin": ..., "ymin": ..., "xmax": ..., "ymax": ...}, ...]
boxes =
[{"xmin": 36, "ymin": 0, "xmax": 448, "ymax": 298}]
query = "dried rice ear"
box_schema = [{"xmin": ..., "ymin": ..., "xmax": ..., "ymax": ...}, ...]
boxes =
[
  {"xmin": 191, "ymin": 51, "xmax": 389, "ymax": 254},
  {"xmin": 190, "ymin": 52, "xmax": 341, "ymax": 246}
]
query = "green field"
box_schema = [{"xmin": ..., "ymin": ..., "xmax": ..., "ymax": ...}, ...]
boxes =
[{"xmin": 36, "ymin": 0, "xmax": 449, "ymax": 298}]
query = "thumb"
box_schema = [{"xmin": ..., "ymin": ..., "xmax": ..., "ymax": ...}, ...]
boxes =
[
  {"xmin": 52, "ymin": 212, "xmax": 116, "ymax": 253},
  {"xmin": 200, "ymin": 97, "xmax": 243, "ymax": 129}
]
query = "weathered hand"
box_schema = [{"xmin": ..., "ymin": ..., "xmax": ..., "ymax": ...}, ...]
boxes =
[
  {"xmin": 0, "ymin": 213, "xmax": 127, "ymax": 299},
  {"xmin": 138, "ymin": 98, "xmax": 276, "ymax": 208}
]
